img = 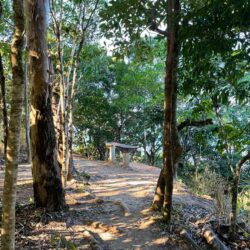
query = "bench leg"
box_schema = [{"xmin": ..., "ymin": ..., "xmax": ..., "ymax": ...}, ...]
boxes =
[
  {"xmin": 109, "ymin": 145, "xmax": 116, "ymax": 162},
  {"xmin": 122, "ymin": 152, "xmax": 131, "ymax": 168}
]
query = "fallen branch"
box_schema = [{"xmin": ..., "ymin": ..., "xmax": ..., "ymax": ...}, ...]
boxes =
[
  {"xmin": 180, "ymin": 229, "xmax": 202, "ymax": 250},
  {"xmin": 202, "ymin": 226, "xmax": 229, "ymax": 250}
]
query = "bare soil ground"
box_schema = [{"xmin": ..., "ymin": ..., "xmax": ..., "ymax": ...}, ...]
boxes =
[{"xmin": 0, "ymin": 156, "xmax": 249, "ymax": 249}]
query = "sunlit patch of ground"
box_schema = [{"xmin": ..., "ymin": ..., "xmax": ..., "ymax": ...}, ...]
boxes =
[{"xmin": 2, "ymin": 156, "xmax": 238, "ymax": 249}]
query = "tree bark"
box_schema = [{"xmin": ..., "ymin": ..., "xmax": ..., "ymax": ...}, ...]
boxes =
[
  {"xmin": 26, "ymin": 0, "xmax": 66, "ymax": 211},
  {"xmin": 50, "ymin": 0, "xmax": 68, "ymax": 186},
  {"xmin": 0, "ymin": 53, "xmax": 8, "ymax": 159},
  {"xmin": 24, "ymin": 51, "xmax": 31, "ymax": 163},
  {"xmin": 152, "ymin": 0, "xmax": 180, "ymax": 224},
  {"xmin": 67, "ymin": 34, "xmax": 85, "ymax": 180},
  {"xmin": 1, "ymin": 0, "xmax": 25, "ymax": 248},
  {"xmin": 230, "ymin": 151, "xmax": 250, "ymax": 239}
]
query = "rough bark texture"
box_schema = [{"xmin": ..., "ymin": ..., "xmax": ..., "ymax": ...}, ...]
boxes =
[
  {"xmin": 49, "ymin": 56, "xmax": 64, "ymax": 178},
  {"xmin": 230, "ymin": 151, "xmax": 250, "ymax": 239},
  {"xmin": 152, "ymin": 0, "xmax": 180, "ymax": 224},
  {"xmin": 51, "ymin": 85, "xmax": 63, "ymax": 175},
  {"xmin": 24, "ymin": 56, "xmax": 31, "ymax": 163},
  {"xmin": 50, "ymin": 1, "xmax": 68, "ymax": 186},
  {"xmin": 26, "ymin": 0, "xmax": 66, "ymax": 211},
  {"xmin": 0, "ymin": 53, "xmax": 8, "ymax": 159},
  {"xmin": 1, "ymin": 0, "xmax": 25, "ymax": 248}
]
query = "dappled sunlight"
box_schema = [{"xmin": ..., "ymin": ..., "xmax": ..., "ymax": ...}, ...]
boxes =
[
  {"xmin": 140, "ymin": 207, "xmax": 154, "ymax": 216},
  {"xmin": 138, "ymin": 217, "xmax": 157, "ymax": 229},
  {"xmin": 151, "ymin": 237, "xmax": 170, "ymax": 245},
  {"xmin": 17, "ymin": 179, "xmax": 33, "ymax": 186},
  {"xmin": 2, "ymin": 157, "xmax": 216, "ymax": 249}
]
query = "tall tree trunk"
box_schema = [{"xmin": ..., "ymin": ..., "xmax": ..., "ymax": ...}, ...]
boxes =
[
  {"xmin": 50, "ymin": 0, "xmax": 68, "ymax": 186},
  {"xmin": 230, "ymin": 152, "xmax": 250, "ymax": 239},
  {"xmin": 24, "ymin": 52, "xmax": 31, "ymax": 163},
  {"xmin": 1, "ymin": 0, "xmax": 25, "ymax": 248},
  {"xmin": 152, "ymin": 0, "xmax": 180, "ymax": 224},
  {"xmin": 67, "ymin": 36, "xmax": 84, "ymax": 180},
  {"xmin": 49, "ymin": 55, "xmax": 63, "ymax": 177},
  {"xmin": 26, "ymin": 0, "xmax": 66, "ymax": 211},
  {"xmin": 0, "ymin": 53, "xmax": 8, "ymax": 159}
]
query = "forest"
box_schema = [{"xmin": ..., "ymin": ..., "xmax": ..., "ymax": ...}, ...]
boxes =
[{"xmin": 0, "ymin": 0, "xmax": 249, "ymax": 249}]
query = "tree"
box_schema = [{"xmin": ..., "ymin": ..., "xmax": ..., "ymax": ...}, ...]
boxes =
[
  {"xmin": 152, "ymin": 0, "xmax": 181, "ymax": 223},
  {"xmin": 73, "ymin": 43, "xmax": 165, "ymax": 162},
  {"xmin": 49, "ymin": 0, "xmax": 100, "ymax": 183},
  {"xmin": 26, "ymin": 0, "xmax": 66, "ymax": 211},
  {"xmin": 0, "ymin": 0, "xmax": 8, "ymax": 160},
  {"xmin": 100, "ymin": 0, "xmax": 250, "ymax": 225},
  {"xmin": 230, "ymin": 151, "xmax": 250, "ymax": 239},
  {"xmin": 1, "ymin": 0, "xmax": 25, "ymax": 248},
  {"xmin": 0, "ymin": 53, "xmax": 8, "ymax": 159}
]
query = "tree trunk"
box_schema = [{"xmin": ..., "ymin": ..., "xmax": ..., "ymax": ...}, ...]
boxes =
[
  {"xmin": 1, "ymin": 0, "xmax": 25, "ymax": 248},
  {"xmin": 152, "ymin": 0, "xmax": 180, "ymax": 224},
  {"xmin": 26, "ymin": 0, "xmax": 66, "ymax": 211},
  {"xmin": 230, "ymin": 152, "xmax": 250, "ymax": 239},
  {"xmin": 0, "ymin": 53, "xmax": 8, "ymax": 159},
  {"xmin": 50, "ymin": 2, "xmax": 68, "ymax": 186},
  {"xmin": 67, "ymin": 36, "xmax": 85, "ymax": 180},
  {"xmin": 24, "ymin": 52, "xmax": 31, "ymax": 163},
  {"xmin": 152, "ymin": 169, "xmax": 166, "ymax": 209},
  {"xmin": 49, "ymin": 56, "xmax": 64, "ymax": 178}
]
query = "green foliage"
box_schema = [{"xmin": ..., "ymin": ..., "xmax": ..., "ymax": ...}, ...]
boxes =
[
  {"xmin": 50, "ymin": 234, "xmax": 77, "ymax": 250},
  {"xmin": 74, "ymin": 43, "xmax": 164, "ymax": 161}
]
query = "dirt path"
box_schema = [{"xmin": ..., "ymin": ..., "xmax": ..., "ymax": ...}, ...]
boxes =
[
  {"xmin": 0, "ymin": 157, "xmax": 215, "ymax": 249},
  {"xmin": 67, "ymin": 156, "xmax": 214, "ymax": 249}
]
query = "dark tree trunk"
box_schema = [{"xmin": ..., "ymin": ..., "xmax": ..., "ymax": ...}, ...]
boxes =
[
  {"xmin": 26, "ymin": 0, "xmax": 66, "ymax": 211},
  {"xmin": 51, "ymin": 86, "xmax": 63, "ymax": 178},
  {"xmin": 152, "ymin": 0, "xmax": 180, "ymax": 224},
  {"xmin": 97, "ymin": 145, "xmax": 106, "ymax": 161},
  {"xmin": 230, "ymin": 152, "xmax": 250, "ymax": 239},
  {"xmin": 0, "ymin": 53, "xmax": 8, "ymax": 159},
  {"xmin": 49, "ymin": 55, "xmax": 64, "ymax": 180},
  {"xmin": 146, "ymin": 150, "xmax": 155, "ymax": 166},
  {"xmin": 24, "ymin": 55, "xmax": 31, "ymax": 163}
]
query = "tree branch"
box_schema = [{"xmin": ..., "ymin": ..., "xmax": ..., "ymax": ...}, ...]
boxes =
[
  {"xmin": 146, "ymin": 7, "xmax": 167, "ymax": 37},
  {"xmin": 236, "ymin": 151, "xmax": 250, "ymax": 172},
  {"xmin": 177, "ymin": 119, "xmax": 213, "ymax": 131},
  {"xmin": 84, "ymin": 0, "xmax": 100, "ymax": 31},
  {"xmin": 150, "ymin": 24, "xmax": 168, "ymax": 37}
]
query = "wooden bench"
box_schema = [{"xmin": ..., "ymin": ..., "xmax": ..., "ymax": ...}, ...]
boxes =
[{"xmin": 105, "ymin": 142, "xmax": 138, "ymax": 167}]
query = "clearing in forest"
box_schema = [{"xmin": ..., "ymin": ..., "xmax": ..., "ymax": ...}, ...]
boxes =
[{"xmin": 0, "ymin": 156, "xmax": 217, "ymax": 249}]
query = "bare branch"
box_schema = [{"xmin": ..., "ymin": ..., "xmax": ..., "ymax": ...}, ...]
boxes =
[
  {"xmin": 84, "ymin": 0, "xmax": 100, "ymax": 31},
  {"xmin": 147, "ymin": 7, "xmax": 167, "ymax": 37},
  {"xmin": 150, "ymin": 23, "xmax": 168, "ymax": 37}
]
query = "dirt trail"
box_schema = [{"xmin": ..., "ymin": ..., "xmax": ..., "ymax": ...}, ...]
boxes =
[
  {"xmin": 0, "ymin": 157, "xmax": 214, "ymax": 249},
  {"xmin": 69, "ymin": 156, "xmax": 214, "ymax": 249}
]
